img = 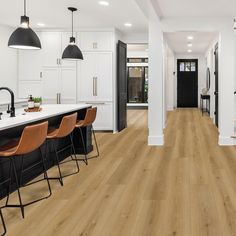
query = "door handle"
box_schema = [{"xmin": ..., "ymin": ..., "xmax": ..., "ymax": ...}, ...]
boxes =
[
  {"xmin": 95, "ymin": 77, "xmax": 98, "ymax": 96},
  {"xmin": 214, "ymin": 91, "xmax": 218, "ymax": 96},
  {"xmin": 93, "ymin": 77, "xmax": 96, "ymax": 96},
  {"xmin": 40, "ymin": 72, "xmax": 43, "ymax": 78}
]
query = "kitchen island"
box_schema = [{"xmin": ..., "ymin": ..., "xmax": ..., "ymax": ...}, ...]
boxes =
[{"xmin": 0, "ymin": 104, "xmax": 92, "ymax": 197}]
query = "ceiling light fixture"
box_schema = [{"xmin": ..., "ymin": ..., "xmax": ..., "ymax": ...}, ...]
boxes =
[
  {"xmin": 99, "ymin": 1, "xmax": 109, "ymax": 6},
  {"xmin": 188, "ymin": 49, "xmax": 192, "ymax": 53},
  {"xmin": 8, "ymin": 0, "xmax": 41, "ymax": 50},
  {"xmin": 37, "ymin": 23, "xmax": 45, "ymax": 27},
  {"xmin": 62, "ymin": 7, "xmax": 83, "ymax": 60},
  {"xmin": 124, "ymin": 23, "xmax": 132, "ymax": 27},
  {"xmin": 187, "ymin": 43, "xmax": 193, "ymax": 47},
  {"xmin": 187, "ymin": 36, "xmax": 194, "ymax": 40}
]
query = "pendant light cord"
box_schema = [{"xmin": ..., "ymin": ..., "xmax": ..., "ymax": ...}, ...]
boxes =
[
  {"xmin": 72, "ymin": 10, "xmax": 74, "ymax": 38},
  {"xmin": 24, "ymin": 0, "xmax": 26, "ymax": 16}
]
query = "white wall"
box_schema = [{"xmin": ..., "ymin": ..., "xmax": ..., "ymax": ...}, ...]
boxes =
[
  {"xmin": 0, "ymin": 25, "xmax": 18, "ymax": 102},
  {"xmin": 127, "ymin": 51, "xmax": 148, "ymax": 58},
  {"xmin": 122, "ymin": 32, "xmax": 148, "ymax": 44},
  {"xmin": 174, "ymin": 53, "xmax": 207, "ymax": 108}
]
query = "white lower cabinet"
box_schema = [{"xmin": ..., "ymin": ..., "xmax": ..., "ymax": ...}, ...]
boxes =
[
  {"xmin": 90, "ymin": 103, "xmax": 113, "ymax": 131},
  {"xmin": 42, "ymin": 67, "xmax": 76, "ymax": 104}
]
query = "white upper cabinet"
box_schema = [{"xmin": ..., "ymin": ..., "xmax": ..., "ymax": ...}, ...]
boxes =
[
  {"xmin": 79, "ymin": 32, "xmax": 113, "ymax": 51},
  {"xmin": 41, "ymin": 32, "xmax": 62, "ymax": 67},
  {"xmin": 78, "ymin": 52, "xmax": 113, "ymax": 102},
  {"xmin": 95, "ymin": 52, "xmax": 113, "ymax": 101},
  {"xmin": 79, "ymin": 53, "xmax": 96, "ymax": 102},
  {"xmin": 18, "ymin": 32, "xmax": 42, "ymax": 81}
]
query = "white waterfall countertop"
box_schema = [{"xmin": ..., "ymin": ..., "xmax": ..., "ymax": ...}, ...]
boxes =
[{"xmin": 0, "ymin": 104, "xmax": 91, "ymax": 131}]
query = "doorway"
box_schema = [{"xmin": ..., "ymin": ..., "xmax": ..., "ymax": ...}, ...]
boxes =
[{"xmin": 177, "ymin": 59, "xmax": 198, "ymax": 107}]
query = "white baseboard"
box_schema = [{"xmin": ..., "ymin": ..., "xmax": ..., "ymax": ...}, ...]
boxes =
[
  {"xmin": 219, "ymin": 136, "xmax": 235, "ymax": 146},
  {"xmin": 148, "ymin": 135, "xmax": 164, "ymax": 146}
]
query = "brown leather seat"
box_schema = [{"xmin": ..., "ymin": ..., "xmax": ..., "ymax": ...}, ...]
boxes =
[
  {"xmin": 47, "ymin": 113, "xmax": 77, "ymax": 139},
  {"xmin": 0, "ymin": 121, "xmax": 51, "ymax": 219},
  {"xmin": 46, "ymin": 112, "xmax": 79, "ymax": 186},
  {"xmin": 75, "ymin": 107, "xmax": 99, "ymax": 165},
  {"xmin": 0, "ymin": 121, "xmax": 48, "ymax": 157},
  {"xmin": 75, "ymin": 107, "xmax": 97, "ymax": 128}
]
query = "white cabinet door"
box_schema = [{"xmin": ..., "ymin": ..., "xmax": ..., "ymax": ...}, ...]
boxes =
[
  {"xmin": 61, "ymin": 32, "xmax": 77, "ymax": 68},
  {"xmin": 18, "ymin": 34, "xmax": 43, "ymax": 81},
  {"xmin": 41, "ymin": 32, "xmax": 62, "ymax": 67},
  {"xmin": 92, "ymin": 103, "xmax": 113, "ymax": 130},
  {"xmin": 80, "ymin": 32, "xmax": 113, "ymax": 51},
  {"xmin": 42, "ymin": 67, "xmax": 60, "ymax": 104},
  {"xmin": 79, "ymin": 53, "xmax": 96, "ymax": 102},
  {"xmin": 60, "ymin": 67, "xmax": 77, "ymax": 104},
  {"xmin": 95, "ymin": 53, "xmax": 113, "ymax": 102},
  {"xmin": 18, "ymin": 81, "xmax": 42, "ymax": 99}
]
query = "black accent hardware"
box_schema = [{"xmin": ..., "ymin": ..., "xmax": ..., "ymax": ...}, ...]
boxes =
[{"xmin": 0, "ymin": 87, "xmax": 15, "ymax": 117}]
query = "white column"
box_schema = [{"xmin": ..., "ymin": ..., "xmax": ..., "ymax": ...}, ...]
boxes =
[{"xmin": 148, "ymin": 6, "xmax": 164, "ymax": 145}]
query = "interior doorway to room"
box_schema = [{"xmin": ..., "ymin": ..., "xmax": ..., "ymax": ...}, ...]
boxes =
[
  {"xmin": 127, "ymin": 44, "xmax": 149, "ymax": 108},
  {"xmin": 177, "ymin": 59, "xmax": 198, "ymax": 107},
  {"xmin": 214, "ymin": 44, "xmax": 219, "ymax": 127}
]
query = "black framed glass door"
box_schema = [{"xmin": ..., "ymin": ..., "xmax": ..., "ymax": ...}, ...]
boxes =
[{"xmin": 127, "ymin": 66, "xmax": 148, "ymax": 104}]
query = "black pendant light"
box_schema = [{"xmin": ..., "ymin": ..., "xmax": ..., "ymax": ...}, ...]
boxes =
[
  {"xmin": 8, "ymin": 0, "xmax": 41, "ymax": 50},
  {"xmin": 62, "ymin": 7, "xmax": 83, "ymax": 60}
]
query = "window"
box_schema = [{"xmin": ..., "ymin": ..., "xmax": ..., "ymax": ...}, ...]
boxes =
[{"xmin": 179, "ymin": 61, "xmax": 197, "ymax": 72}]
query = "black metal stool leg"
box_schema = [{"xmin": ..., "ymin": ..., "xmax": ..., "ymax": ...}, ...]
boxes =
[
  {"xmin": 92, "ymin": 126, "xmax": 100, "ymax": 158},
  {"xmin": 0, "ymin": 209, "xmax": 6, "ymax": 236},
  {"xmin": 69, "ymin": 134, "xmax": 80, "ymax": 172},
  {"xmin": 12, "ymin": 157, "xmax": 24, "ymax": 218},
  {"xmin": 39, "ymin": 147, "xmax": 52, "ymax": 197},
  {"xmin": 79, "ymin": 128, "xmax": 88, "ymax": 165},
  {"xmin": 5, "ymin": 160, "xmax": 12, "ymax": 206},
  {"xmin": 52, "ymin": 141, "xmax": 64, "ymax": 186}
]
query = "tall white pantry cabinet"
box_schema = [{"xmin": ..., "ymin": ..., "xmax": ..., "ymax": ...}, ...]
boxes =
[{"xmin": 18, "ymin": 29, "xmax": 117, "ymax": 131}]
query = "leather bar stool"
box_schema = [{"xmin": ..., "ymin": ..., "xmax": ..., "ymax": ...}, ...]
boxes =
[
  {"xmin": 75, "ymin": 107, "xmax": 99, "ymax": 165},
  {"xmin": 0, "ymin": 121, "xmax": 51, "ymax": 219},
  {"xmin": 46, "ymin": 113, "xmax": 79, "ymax": 186}
]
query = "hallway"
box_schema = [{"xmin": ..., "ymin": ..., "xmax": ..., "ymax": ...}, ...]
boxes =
[{"xmin": 5, "ymin": 109, "xmax": 236, "ymax": 235}]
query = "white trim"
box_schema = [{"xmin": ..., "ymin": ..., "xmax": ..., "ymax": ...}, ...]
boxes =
[
  {"xmin": 148, "ymin": 135, "xmax": 164, "ymax": 146},
  {"xmin": 219, "ymin": 136, "xmax": 234, "ymax": 146}
]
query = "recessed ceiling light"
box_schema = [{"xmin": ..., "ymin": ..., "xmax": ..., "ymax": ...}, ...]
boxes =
[
  {"xmin": 187, "ymin": 36, "xmax": 194, "ymax": 40},
  {"xmin": 124, "ymin": 23, "xmax": 132, "ymax": 27},
  {"xmin": 37, "ymin": 23, "xmax": 45, "ymax": 27},
  {"xmin": 99, "ymin": 1, "xmax": 109, "ymax": 6},
  {"xmin": 188, "ymin": 49, "xmax": 192, "ymax": 53},
  {"xmin": 187, "ymin": 43, "xmax": 193, "ymax": 47}
]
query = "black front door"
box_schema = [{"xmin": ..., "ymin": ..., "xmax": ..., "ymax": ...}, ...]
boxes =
[
  {"xmin": 214, "ymin": 44, "xmax": 219, "ymax": 127},
  {"xmin": 177, "ymin": 59, "xmax": 198, "ymax": 107},
  {"xmin": 117, "ymin": 40, "xmax": 127, "ymax": 132}
]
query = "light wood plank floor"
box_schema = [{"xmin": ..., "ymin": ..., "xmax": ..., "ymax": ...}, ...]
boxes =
[{"xmin": 3, "ymin": 108, "xmax": 236, "ymax": 235}]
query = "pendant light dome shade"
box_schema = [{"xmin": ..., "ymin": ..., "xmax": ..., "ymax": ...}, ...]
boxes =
[
  {"xmin": 62, "ymin": 7, "xmax": 83, "ymax": 60},
  {"xmin": 62, "ymin": 37, "xmax": 83, "ymax": 60},
  {"xmin": 8, "ymin": 1, "xmax": 41, "ymax": 50}
]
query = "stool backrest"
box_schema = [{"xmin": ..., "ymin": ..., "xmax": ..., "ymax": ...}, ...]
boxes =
[
  {"xmin": 15, "ymin": 121, "xmax": 48, "ymax": 155},
  {"xmin": 57, "ymin": 113, "xmax": 77, "ymax": 138},
  {"xmin": 82, "ymin": 107, "xmax": 97, "ymax": 127}
]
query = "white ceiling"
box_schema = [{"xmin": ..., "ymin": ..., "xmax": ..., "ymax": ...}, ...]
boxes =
[
  {"xmin": 156, "ymin": 0, "xmax": 236, "ymax": 18},
  {"xmin": 0, "ymin": 0, "xmax": 148, "ymax": 34},
  {"xmin": 164, "ymin": 32, "xmax": 218, "ymax": 54}
]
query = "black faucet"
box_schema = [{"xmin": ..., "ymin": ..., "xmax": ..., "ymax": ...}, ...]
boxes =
[{"xmin": 0, "ymin": 87, "xmax": 15, "ymax": 117}]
